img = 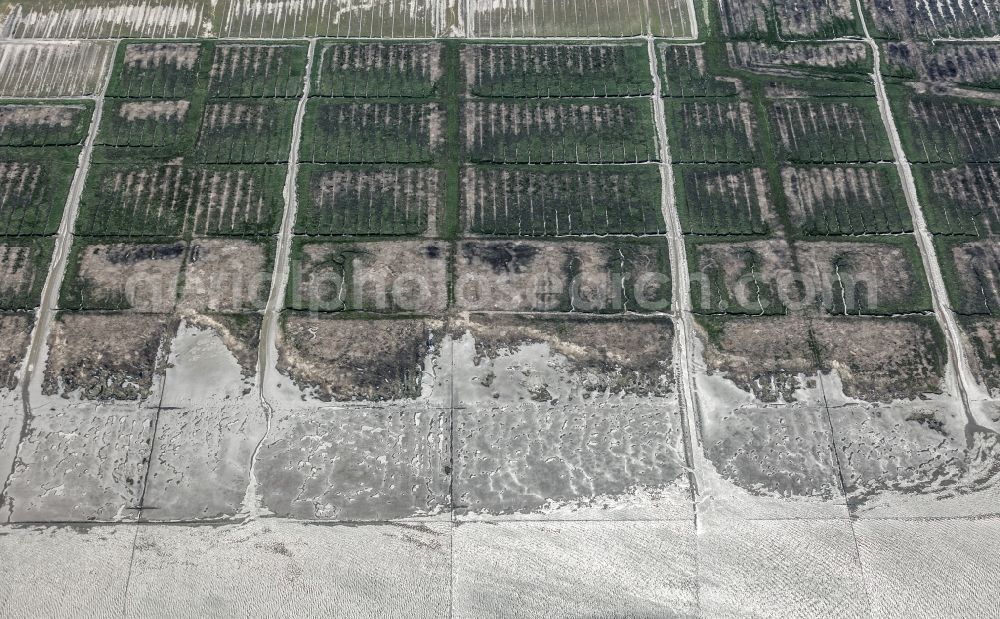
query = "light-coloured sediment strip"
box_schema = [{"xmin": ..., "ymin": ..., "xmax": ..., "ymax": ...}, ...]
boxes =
[
  {"xmin": 244, "ymin": 38, "xmax": 317, "ymax": 518},
  {"xmin": 857, "ymin": 0, "xmax": 987, "ymax": 424},
  {"xmin": 646, "ymin": 36, "xmax": 701, "ymax": 516},
  {"xmin": 0, "ymin": 42, "xmax": 119, "ymax": 499}
]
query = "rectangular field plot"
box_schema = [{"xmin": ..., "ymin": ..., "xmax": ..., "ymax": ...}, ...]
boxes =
[
  {"xmin": 0, "ymin": 237, "xmax": 53, "ymax": 310},
  {"xmin": 107, "ymin": 42, "xmax": 203, "ymax": 99},
  {"xmin": 718, "ymin": 0, "xmax": 858, "ymax": 38},
  {"xmin": 960, "ymin": 316, "xmax": 1000, "ymax": 395},
  {"xmin": 97, "ymin": 99, "xmax": 193, "ymax": 153},
  {"xmin": 462, "ymin": 165, "xmax": 664, "ymax": 236},
  {"xmin": 0, "ymin": 103, "xmax": 92, "ymax": 147},
  {"xmin": 296, "ymin": 165, "xmax": 440, "ymax": 236},
  {"xmin": 207, "ymin": 43, "xmax": 307, "ymax": 98},
  {"xmin": 781, "ymin": 165, "xmax": 913, "ymax": 235},
  {"xmin": 216, "ymin": 0, "xmax": 441, "ymax": 38},
  {"xmin": 892, "ymin": 90, "xmax": 1000, "ymax": 164},
  {"xmin": 0, "ymin": 0, "xmax": 211, "ymax": 39},
  {"xmin": 0, "ymin": 41, "xmax": 115, "ymax": 97},
  {"xmin": 77, "ymin": 164, "xmax": 285, "ymax": 238},
  {"xmin": 301, "ymin": 101, "xmax": 444, "ymax": 164},
  {"xmin": 194, "ymin": 100, "xmax": 297, "ymax": 163},
  {"xmin": 61, "ymin": 239, "xmax": 186, "ymax": 311},
  {"xmin": 688, "ymin": 239, "xmax": 794, "ymax": 314},
  {"xmin": 463, "ymin": 43, "xmax": 651, "ymax": 97},
  {"xmin": 725, "ymin": 41, "xmax": 871, "ymax": 77},
  {"xmin": 454, "ymin": 239, "xmax": 670, "ymax": 313},
  {"xmin": 313, "ymin": 42, "xmax": 443, "ymax": 98},
  {"xmin": 864, "ymin": 0, "xmax": 1000, "ymax": 39},
  {"xmin": 883, "ymin": 42, "xmax": 1000, "ymax": 90},
  {"xmin": 289, "ymin": 239, "xmax": 448, "ymax": 313},
  {"xmin": 659, "ymin": 44, "xmax": 740, "ymax": 97},
  {"xmin": 61, "ymin": 238, "xmax": 273, "ymax": 312},
  {"xmin": 665, "ymin": 100, "xmax": 760, "ymax": 163},
  {"xmin": 770, "ymin": 0, "xmax": 859, "ymax": 38},
  {"xmin": 794, "ymin": 238, "xmax": 932, "ymax": 314},
  {"xmin": 767, "ymin": 99, "xmax": 892, "ymax": 163},
  {"xmin": 465, "ymin": 0, "xmax": 694, "ymax": 37},
  {"xmin": 462, "ymin": 100, "xmax": 656, "ymax": 163},
  {"xmin": 0, "ymin": 159, "xmax": 76, "ymax": 236},
  {"xmin": 689, "ymin": 237, "xmax": 931, "ymax": 314},
  {"xmin": 674, "ymin": 166, "xmax": 775, "ymax": 236},
  {"xmin": 936, "ymin": 238, "xmax": 1000, "ymax": 314},
  {"xmin": 916, "ymin": 164, "xmax": 1000, "ymax": 236}
]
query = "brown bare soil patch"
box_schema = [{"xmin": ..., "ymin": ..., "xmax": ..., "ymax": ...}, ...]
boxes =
[
  {"xmin": 42, "ymin": 312, "xmax": 176, "ymax": 400},
  {"xmin": 123, "ymin": 42, "xmax": 199, "ymax": 69},
  {"xmin": 694, "ymin": 240, "xmax": 794, "ymax": 314},
  {"xmin": 0, "ymin": 243, "xmax": 40, "ymax": 303},
  {"xmin": 277, "ymin": 316, "xmax": 435, "ymax": 401},
  {"xmin": 811, "ymin": 316, "xmax": 946, "ymax": 401},
  {"xmin": 455, "ymin": 241, "xmax": 571, "ymax": 312},
  {"xmin": 0, "ymin": 313, "xmax": 32, "ymax": 390},
  {"xmin": 118, "ymin": 100, "xmax": 189, "ymax": 122},
  {"xmin": 795, "ymin": 241, "xmax": 927, "ymax": 313},
  {"xmin": 179, "ymin": 239, "xmax": 268, "ymax": 313},
  {"xmin": 696, "ymin": 315, "xmax": 816, "ymax": 401},
  {"xmin": 949, "ymin": 240, "xmax": 1000, "ymax": 314},
  {"xmin": 960, "ymin": 316, "xmax": 1000, "ymax": 397},
  {"xmin": 74, "ymin": 241, "xmax": 185, "ymax": 312},
  {"xmin": 293, "ymin": 240, "xmax": 447, "ymax": 313},
  {"xmin": 0, "ymin": 104, "xmax": 83, "ymax": 129}
]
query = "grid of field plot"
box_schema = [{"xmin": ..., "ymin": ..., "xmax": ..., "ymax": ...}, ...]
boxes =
[
  {"xmin": 277, "ymin": 41, "xmax": 684, "ymax": 526},
  {"xmin": 288, "ymin": 41, "xmax": 671, "ymax": 316},
  {"xmin": 715, "ymin": 0, "xmax": 860, "ymax": 40},
  {"xmin": 663, "ymin": 40, "xmax": 931, "ymax": 319},
  {"xmin": 0, "ymin": 41, "xmax": 116, "ymax": 98},
  {"xmin": 0, "ymin": 0, "xmax": 697, "ymax": 39},
  {"xmin": 55, "ymin": 40, "xmax": 294, "ymax": 385},
  {"xmin": 0, "ymin": 101, "xmax": 92, "ymax": 313},
  {"xmin": 887, "ymin": 61, "xmax": 1000, "ymax": 395}
]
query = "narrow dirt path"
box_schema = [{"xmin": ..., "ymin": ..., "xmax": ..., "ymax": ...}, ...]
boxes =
[
  {"xmin": 856, "ymin": 1, "xmax": 988, "ymax": 427},
  {"xmin": 646, "ymin": 36, "xmax": 702, "ymax": 515},
  {"xmin": 1, "ymin": 41, "xmax": 119, "ymax": 507},
  {"xmin": 244, "ymin": 37, "xmax": 317, "ymax": 517}
]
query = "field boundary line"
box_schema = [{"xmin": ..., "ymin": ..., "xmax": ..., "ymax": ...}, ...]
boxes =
[
  {"xmin": 645, "ymin": 36, "xmax": 702, "ymax": 531},
  {"xmin": 1, "ymin": 34, "xmax": 701, "ymax": 43},
  {"xmin": 243, "ymin": 37, "xmax": 318, "ymax": 519},
  {"xmin": 0, "ymin": 40, "xmax": 120, "ymax": 515},
  {"xmin": 857, "ymin": 0, "xmax": 988, "ymax": 427}
]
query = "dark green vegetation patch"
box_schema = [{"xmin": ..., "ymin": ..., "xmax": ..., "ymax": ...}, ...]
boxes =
[
  {"xmin": 194, "ymin": 99, "xmax": 297, "ymax": 163},
  {"xmin": 301, "ymin": 101, "xmax": 444, "ymax": 163},
  {"xmin": 207, "ymin": 43, "xmax": 307, "ymax": 98},
  {"xmin": 107, "ymin": 41, "xmax": 204, "ymax": 98},
  {"xmin": 890, "ymin": 88, "xmax": 1000, "ymax": 164},
  {"xmin": 666, "ymin": 99, "xmax": 761, "ymax": 163},
  {"xmin": 463, "ymin": 43, "xmax": 651, "ymax": 97},
  {"xmin": 0, "ymin": 237, "xmax": 54, "ymax": 310},
  {"xmin": 914, "ymin": 164, "xmax": 1000, "ymax": 237},
  {"xmin": 766, "ymin": 98, "xmax": 891, "ymax": 163},
  {"xmin": 781, "ymin": 165, "xmax": 912, "ymax": 235},
  {"xmin": 0, "ymin": 102, "xmax": 93, "ymax": 147},
  {"xmin": 312, "ymin": 42, "xmax": 443, "ymax": 98},
  {"xmin": 462, "ymin": 165, "xmax": 664, "ymax": 236},
  {"xmin": 674, "ymin": 165, "xmax": 774, "ymax": 236},
  {"xmin": 0, "ymin": 160, "xmax": 76, "ymax": 236},
  {"xmin": 296, "ymin": 165, "xmax": 441, "ymax": 236},
  {"xmin": 462, "ymin": 99, "xmax": 657, "ymax": 163},
  {"xmin": 78, "ymin": 163, "xmax": 286, "ymax": 238}
]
